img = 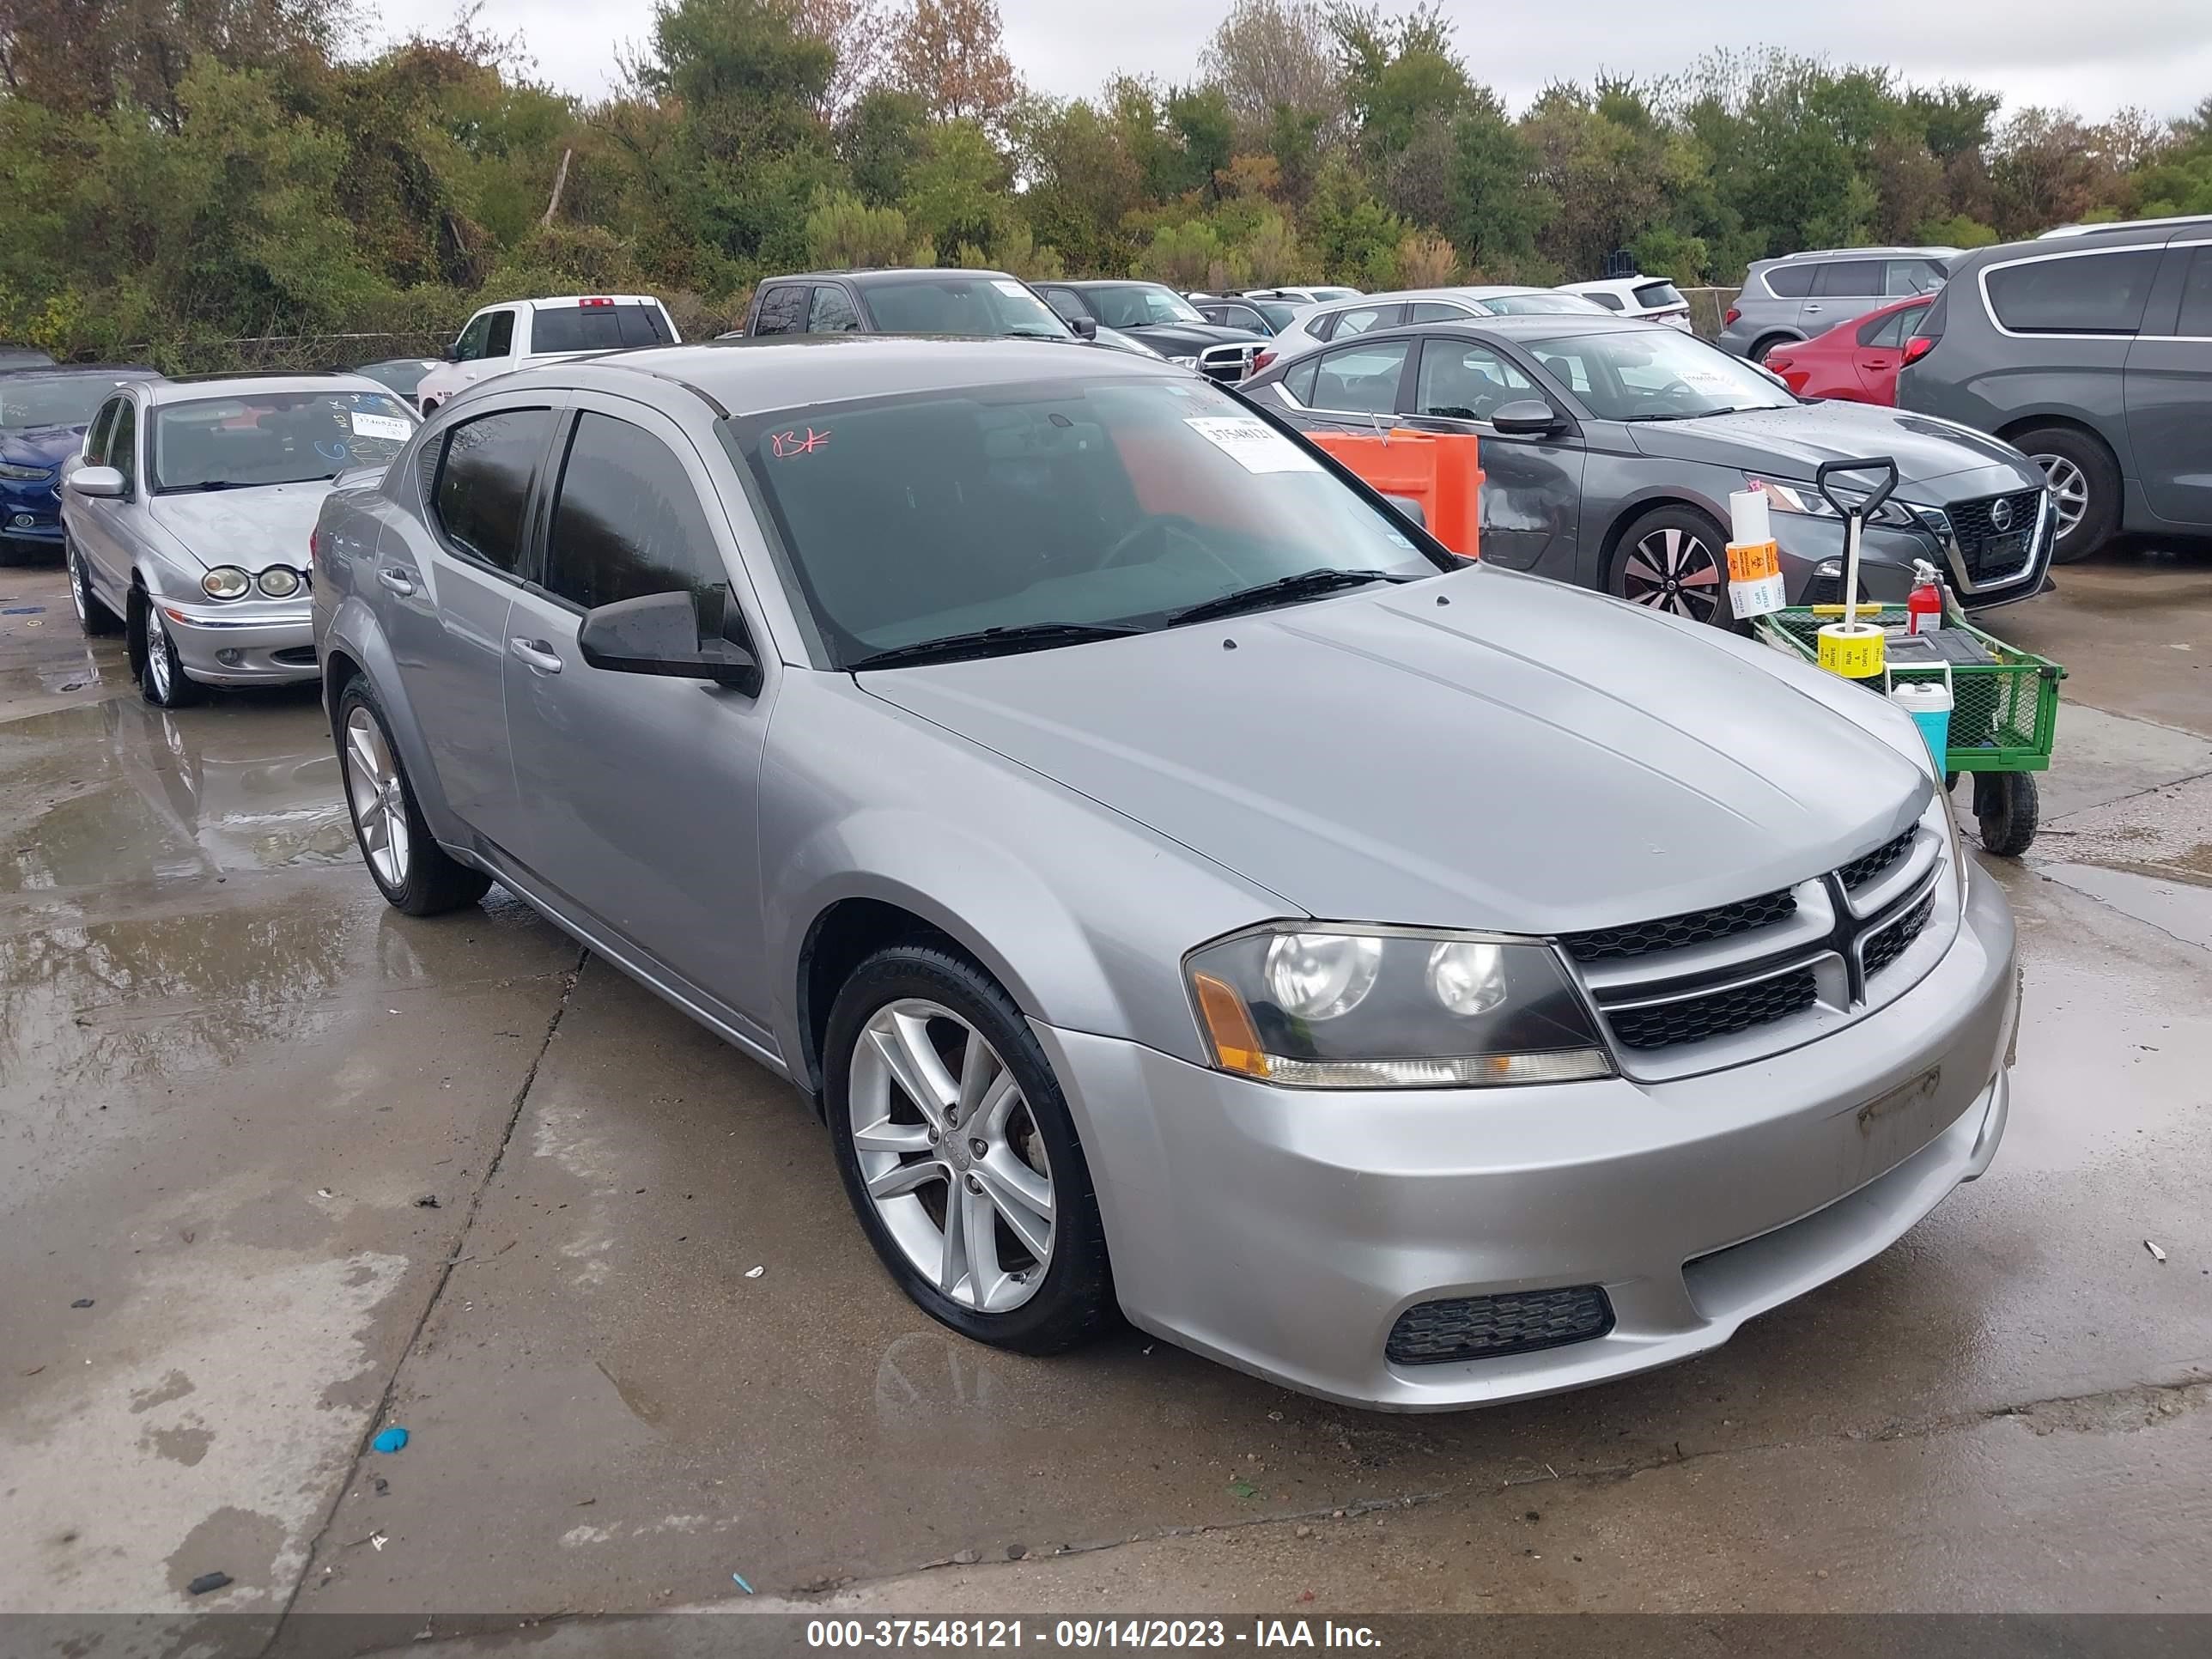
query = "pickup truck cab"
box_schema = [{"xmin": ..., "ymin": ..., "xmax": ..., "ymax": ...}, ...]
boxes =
[{"xmin": 415, "ymin": 295, "xmax": 680, "ymax": 414}]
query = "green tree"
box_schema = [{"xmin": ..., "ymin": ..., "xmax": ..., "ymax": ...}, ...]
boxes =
[
  {"xmin": 837, "ymin": 88, "xmax": 933, "ymax": 207},
  {"xmin": 900, "ymin": 117, "xmax": 1006, "ymax": 258},
  {"xmin": 805, "ymin": 190, "xmax": 910, "ymax": 266}
]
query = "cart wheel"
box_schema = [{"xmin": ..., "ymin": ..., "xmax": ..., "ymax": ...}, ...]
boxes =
[{"xmin": 1972, "ymin": 773, "xmax": 2039, "ymax": 857}]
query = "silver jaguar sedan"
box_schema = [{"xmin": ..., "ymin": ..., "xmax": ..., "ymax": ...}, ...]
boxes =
[
  {"xmin": 60, "ymin": 373, "xmax": 417, "ymax": 705},
  {"xmin": 312, "ymin": 337, "xmax": 2017, "ymax": 1411}
]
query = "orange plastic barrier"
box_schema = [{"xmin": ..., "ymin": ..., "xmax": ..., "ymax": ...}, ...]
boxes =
[{"xmin": 1309, "ymin": 429, "xmax": 1483, "ymax": 559}]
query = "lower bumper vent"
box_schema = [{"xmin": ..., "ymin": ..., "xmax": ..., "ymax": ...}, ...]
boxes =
[{"xmin": 1386, "ymin": 1285, "xmax": 1614, "ymax": 1366}]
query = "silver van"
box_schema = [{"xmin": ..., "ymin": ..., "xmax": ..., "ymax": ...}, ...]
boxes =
[{"xmin": 1718, "ymin": 247, "xmax": 1957, "ymax": 363}]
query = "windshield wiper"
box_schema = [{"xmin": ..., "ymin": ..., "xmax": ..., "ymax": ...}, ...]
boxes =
[
  {"xmin": 1165, "ymin": 568, "xmax": 1412, "ymax": 628},
  {"xmin": 1625, "ymin": 406, "xmax": 1753, "ymax": 422},
  {"xmin": 848, "ymin": 621, "xmax": 1141, "ymax": 671}
]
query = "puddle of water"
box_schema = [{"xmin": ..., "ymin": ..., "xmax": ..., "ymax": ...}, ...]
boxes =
[
  {"xmin": 2039, "ymin": 862, "xmax": 2212, "ymax": 952},
  {"xmin": 0, "ymin": 695, "xmax": 349, "ymax": 896}
]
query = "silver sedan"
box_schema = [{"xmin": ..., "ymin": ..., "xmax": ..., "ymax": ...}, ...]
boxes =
[{"xmin": 60, "ymin": 374, "xmax": 416, "ymax": 705}]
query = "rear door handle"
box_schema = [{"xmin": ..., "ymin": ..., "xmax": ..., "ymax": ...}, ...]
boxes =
[
  {"xmin": 1803, "ymin": 304, "xmax": 1824, "ymax": 314},
  {"xmin": 508, "ymin": 637, "xmax": 562, "ymax": 674},
  {"xmin": 377, "ymin": 568, "xmax": 416, "ymax": 596}
]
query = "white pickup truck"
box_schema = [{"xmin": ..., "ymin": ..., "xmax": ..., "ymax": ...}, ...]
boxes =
[{"xmin": 414, "ymin": 295, "xmax": 682, "ymax": 414}]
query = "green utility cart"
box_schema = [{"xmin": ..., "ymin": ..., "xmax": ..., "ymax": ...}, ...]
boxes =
[{"xmin": 1753, "ymin": 605, "xmax": 2065, "ymax": 857}]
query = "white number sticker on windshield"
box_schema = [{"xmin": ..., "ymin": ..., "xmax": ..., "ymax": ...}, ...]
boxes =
[
  {"xmin": 1183, "ymin": 416, "xmax": 1322, "ymax": 474},
  {"xmin": 349, "ymin": 412, "xmax": 412, "ymax": 441},
  {"xmin": 992, "ymin": 280, "xmax": 1030, "ymax": 299}
]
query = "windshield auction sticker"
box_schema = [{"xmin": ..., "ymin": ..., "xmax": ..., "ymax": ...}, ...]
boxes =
[
  {"xmin": 349, "ymin": 411, "xmax": 413, "ymax": 441},
  {"xmin": 1184, "ymin": 416, "xmax": 1322, "ymax": 474}
]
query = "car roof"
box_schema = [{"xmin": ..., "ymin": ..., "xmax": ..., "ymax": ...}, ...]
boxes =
[
  {"xmin": 767, "ymin": 268, "xmax": 1025, "ymax": 286},
  {"xmin": 1765, "ymin": 246, "xmax": 1959, "ymax": 264},
  {"xmin": 1056, "ymin": 278, "xmax": 1179, "ymax": 289},
  {"xmin": 1271, "ymin": 313, "xmax": 1675, "ymax": 354},
  {"xmin": 2037, "ymin": 213, "xmax": 2212, "ymax": 239},
  {"xmin": 1942, "ymin": 217, "xmax": 2204, "ymax": 273},
  {"xmin": 147, "ymin": 372, "xmax": 405, "ymax": 404},
  {"xmin": 491, "ymin": 336, "xmax": 1179, "ymax": 417}
]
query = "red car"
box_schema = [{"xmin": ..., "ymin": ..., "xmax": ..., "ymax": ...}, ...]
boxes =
[{"xmin": 1764, "ymin": 294, "xmax": 1936, "ymax": 405}]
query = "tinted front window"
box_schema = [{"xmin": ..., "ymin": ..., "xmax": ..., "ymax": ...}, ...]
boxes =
[
  {"xmin": 0, "ymin": 376, "xmax": 143, "ymax": 431},
  {"xmin": 1859, "ymin": 303, "xmax": 1928, "ymax": 349},
  {"xmin": 1081, "ymin": 285, "xmax": 1206, "ymax": 328},
  {"xmin": 1985, "ymin": 249, "xmax": 2163, "ymax": 335},
  {"xmin": 1281, "ymin": 356, "xmax": 1320, "ymax": 403},
  {"xmin": 809, "ymin": 286, "xmax": 861, "ymax": 331},
  {"xmin": 544, "ymin": 413, "xmax": 725, "ymax": 611},
  {"xmin": 85, "ymin": 398, "xmax": 118, "ymax": 461},
  {"xmin": 1523, "ymin": 330, "xmax": 1792, "ymax": 422},
  {"xmin": 531, "ymin": 302, "xmax": 672, "ymax": 353},
  {"xmin": 2179, "ymin": 246, "xmax": 2212, "ymax": 338},
  {"xmin": 1312, "ymin": 340, "xmax": 1410, "ymax": 413},
  {"xmin": 1762, "ymin": 264, "xmax": 1816, "ymax": 299},
  {"xmin": 1039, "ymin": 288, "xmax": 1087, "ymax": 321},
  {"xmin": 1416, "ymin": 342, "xmax": 1538, "ymax": 420},
  {"xmin": 1815, "ymin": 260, "xmax": 1882, "ymax": 297},
  {"xmin": 454, "ymin": 313, "xmax": 493, "ymax": 361},
  {"xmin": 735, "ymin": 380, "xmax": 1437, "ymax": 663},
  {"xmin": 753, "ymin": 286, "xmax": 806, "ymax": 337},
  {"xmin": 860, "ymin": 276, "xmax": 1068, "ymax": 337},
  {"xmin": 108, "ymin": 400, "xmax": 137, "ymax": 489},
  {"xmin": 431, "ymin": 407, "xmax": 555, "ymax": 574},
  {"xmin": 152, "ymin": 390, "xmax": 415, "ymax": 491},
  {"xmin": 485, "ymin": 311, "xmax": 515, "ymax": 356}
]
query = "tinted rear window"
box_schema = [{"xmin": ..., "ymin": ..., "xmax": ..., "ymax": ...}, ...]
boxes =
[
  {"xmin": 531, "ymin": 302, "xmax": 673, "ymax": 354},
  {"xmin": 2179, "ymin": 246, "xmax": 2212, "ymax": 337},
  {"xmin": 1762, "ymin": 264, "xmax": 1815, "ymax": 299},
  {"xmin": 1984, "ymin": 250, "xmax": 2162, "ymax": 335},
  {"xmin": 1633, "ymin": 282, "xmax": 1685, "ymax": 309},
  {"xmin": 1815, "ymin": 260, "xmax": 1882, "ymax": 298}
]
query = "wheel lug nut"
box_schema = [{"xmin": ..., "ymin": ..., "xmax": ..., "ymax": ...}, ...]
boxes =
[
  {"xmin": 925, "ymin": 1128, "xmax": 939, "ymax": 1145},
  {"xmin": 965, "ymin": 1174, "xmax": 983, "ymax": 1194},
  {"xmin": 969, "ymin": 1138, "xmax": 988, "ymax": 1158}
]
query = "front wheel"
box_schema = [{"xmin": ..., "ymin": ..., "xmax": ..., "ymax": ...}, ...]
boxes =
[
  {"xmin": 1609, "ymin": 504, "xmax": 1733, "ymax": 626},
  {"xmin": 137, "ymin": 602, "xmax": 204, "ymax": 708},
  {"xmin": 824, "ymin": 945, "xmax": 1115, "ymax": 1355},
  {"xmin": 336, "ymin": 678, "xmax": 491, "ymax": 915}
]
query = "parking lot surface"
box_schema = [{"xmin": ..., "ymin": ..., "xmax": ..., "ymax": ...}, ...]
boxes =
[{"xmin": 2, "ymin": 549, "xmax": 2208, "ymax": 1634}]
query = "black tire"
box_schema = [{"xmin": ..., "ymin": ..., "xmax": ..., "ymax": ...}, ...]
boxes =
[
  {"xmin": 823, "ymin": 944, "xmax": 1115, "ymax": 1356},
  {"xmin": 1608, "ymin": 502, "xmax": 1735, "ymax": 628},
  {"xmin": 67, "ymin": 538, "xmax": 123, "ymax": 635},
  {"xmin": 334, "ymin": 675, "xmax": 491, "ymax": 915},
  {"xmin": 1973, "ymin": 773, "xmax": 2039, "ymax": 858},
  {"xmin": 134, "ymin": 595, "xmax": 205, "ymax": 708},
  {"xmin": 1749, "ymin": 334, "xmax": 1796, "ymax": 366},
  {"xmin": 2013, "ymin": 424, "xmax": 2118, "ymax": 565}
]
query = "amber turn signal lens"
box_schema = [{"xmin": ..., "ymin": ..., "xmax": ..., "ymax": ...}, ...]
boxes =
[{"xmin": 1192, "ymin": 972, "xmax": 1270, "ymax": 1079}]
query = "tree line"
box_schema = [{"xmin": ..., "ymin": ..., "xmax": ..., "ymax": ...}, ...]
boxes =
[{"xmin": 1, "ymin": 0, "xmax": 2208, "ymax": 364}]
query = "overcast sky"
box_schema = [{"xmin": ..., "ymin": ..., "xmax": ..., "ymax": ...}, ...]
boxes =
[{"xmin": 371, "ymin": 0, "xmax": 2212, "ymax": 123}]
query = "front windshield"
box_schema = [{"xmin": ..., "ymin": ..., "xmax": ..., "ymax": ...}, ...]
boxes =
[
  {"xmin": 1, "ymin": 377, "xmax": 137, "ymax": 431},
  {"xmin": 1086, "ymin": 285, "xmax": 1207, "ymax": 329},
  {"xmin": 1480, "ymin": 292, "xmax": 1608, "ymax": 316},
  {"xmin": 864, "ymin": 277, "xmax": 1070, "ymax": 338},
  {"xmin": 734, "ymin": 378, "xmax": 1443, "ymax": 665},
  {"xmin": 1522, "ymin": 330, "xmax": 1796, "ymax": 422},
  {"xmin": 151, "ymin": 389, "xmax": 416, "ymax": 491}
]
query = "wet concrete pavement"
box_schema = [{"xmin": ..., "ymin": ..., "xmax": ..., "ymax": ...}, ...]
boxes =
[{"xmin": 1, "ymin": 543, "xmax": 2208, "ymax": 1636}]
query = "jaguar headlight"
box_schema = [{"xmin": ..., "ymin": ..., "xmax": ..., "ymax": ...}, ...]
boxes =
[
  {"xmin": 201, "ymin": 566, "xmax": 251, "ymax": 600},
  {"xmin": 1186, "ymin": 923, "xmax": 1613, "ymax": 1089},
  {"xmin": 256, "ymin": 565, "xmax": 301, "ymax": 599}
]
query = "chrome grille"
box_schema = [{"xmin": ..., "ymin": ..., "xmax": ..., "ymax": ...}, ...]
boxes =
[
  {"xmin": 1198, "ymin": 343, "xmax": 1260, "ymax": 382},
  {"xmin": 1562, "ymin": 887, "xmax": 1796, "ymax": 963},
  {"xmin": 1863, "ymin": 890, "xmax": 1936, "ymax": 978},
  {"xmin": 1837, "ymin": 829, "xmax": 1914, "ymax": 890}
]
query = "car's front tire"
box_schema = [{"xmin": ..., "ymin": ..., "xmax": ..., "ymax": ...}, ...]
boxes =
[
  {"xmin": 67, "ymin": 538, "xmax": 123, "ymax": 635},
  {"xmin": 335, "ymin": 676, "xmax": 491, "ymax": 915},
  {"xmin": 2014, "ymin": 425, "xmax": 2118, "ymax": 564},
  {"xmin": 1609, "ymin": 504, "xmax": 1734, "ymax": 627},
  {"xmin": 823, "ymin": 944, "xmax": 1115, "ymax": 1355},
  {"xmin": 135, "ymin": 599, "xmax": 204, "ymax": 708}
]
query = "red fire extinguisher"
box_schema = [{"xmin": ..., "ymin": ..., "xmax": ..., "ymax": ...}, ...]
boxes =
[{"xmin": 1906, "ymin": 559, "xmax": 1945, "ymax": 635}]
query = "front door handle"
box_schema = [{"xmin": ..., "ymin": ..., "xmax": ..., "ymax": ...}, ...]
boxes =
[
  {"xmin": 377, "ymin": 568, "xmax": 416, "ymax": 596},
  {"xmin": 508, "ymin": 637, "xmax": 563, "ymax": 674}
]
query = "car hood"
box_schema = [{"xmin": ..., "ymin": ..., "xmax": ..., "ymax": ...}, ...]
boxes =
[
  {"xmin": 0, "ymin": 424, "xmax": 86, "ymax": 469},
  {"xmin": 858, "ymin": 569, "xmax": 1931, "ymax": 933},
  {"xmin": 147, "ymin": 481, "xmax": 328, "ymax": 572},
  {"xmin": 1123, "ymin": 322, "xmax": 1267, "ymax": 351},
  {"xmin": 1626, "ymin": 403, "xmax": 2034, "ymax": 489}
]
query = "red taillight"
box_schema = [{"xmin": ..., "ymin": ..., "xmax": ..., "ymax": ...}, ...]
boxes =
[
  {"xmin": 1903, "ymin": 335, "xmax": 1934, "ymax": 367},
  {"xmin": 580, "ymin": 296, "xmax": 613, "ymax": 308},
  {"xmin": 1723, "ymin": 306, "xmax": 1741, "ymax": 326},
  {"xmin": 1250, "ymin": 349, "xmax": 1276, "ymax": 374}
]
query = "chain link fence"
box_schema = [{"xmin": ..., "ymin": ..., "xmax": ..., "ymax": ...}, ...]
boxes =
[{"xmin": 1680, "ymin": 288, "xmax": 1743, "ymax": 342}]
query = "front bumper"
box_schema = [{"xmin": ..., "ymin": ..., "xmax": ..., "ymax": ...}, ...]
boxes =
[
  {"xmin": 155, "ymin": 597, "xmax": 319, "ymax": 685},
  {"xmin": 1038, "ymin": 872, "xmax": 2016, "ymax": 1411},
  {"xmin": 1776, "ymin": 510, "xmax": 2045, "ymax": 613},
  {"xmin": 1, "ymin": 490, "xmax": 62, "ymax": 543}
]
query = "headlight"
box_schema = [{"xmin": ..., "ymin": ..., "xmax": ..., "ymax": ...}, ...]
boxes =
[
  {"xmin": 202, "ymin": 566, "xmax": 251, "ymax": 599},
  {"xmin": 1186, "ymin": 923, "xmax": 1614, "ymax": 1089},
  {"xmin": 1168, "ymin": 356, "xmax": 1200, "ymax": 368},
  {"xmin": 256, "ymin": 565, "xmax": 301, "ymax": 598},
  {"xmin": 1747, "ymin": 477, "xmax": 1916, "ymax": 528},
  {"xmin": 0, "ymin": 462, "xmax": 52, "ymax": 481}
]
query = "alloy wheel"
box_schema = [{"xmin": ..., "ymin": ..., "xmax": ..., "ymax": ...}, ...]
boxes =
[
  {"xmin": 1622, "ymin": 526, "xmax": 1723, "ymax": 621},
  {"xmin": 2030, "ymin": 453, "xmax": 2087, "ymax": 540},
  {"xmin": 145, "ymin": 617, "xmax": 173, "ymax": 699},
  {"xmin": 343, "ymin": 705, "xmax": 412, "ymax": 890},
  {"xmin": 68, "ymin": 551, "xmax": 89, "ymax": 623},
  {"xmin": 848, "ymin": 999, "xmax": 1055, "ymax": 1314}
]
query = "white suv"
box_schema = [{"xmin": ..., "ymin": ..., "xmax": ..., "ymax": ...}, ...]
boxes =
[
  {"xmin": 1557, "ymin": 276, "xmax": 1694, "ymax": 331},
  {"xmin": 415, "ymin": 295, "xmax": 681, "ymax": 413}
]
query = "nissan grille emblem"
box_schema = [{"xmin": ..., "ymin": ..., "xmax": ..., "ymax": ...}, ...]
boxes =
[{"xmin": 1990, "ymin": 497, "xmax": 2013, "ymax": 532}]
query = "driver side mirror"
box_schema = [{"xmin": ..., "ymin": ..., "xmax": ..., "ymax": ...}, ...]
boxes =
[
  {"xmin": 441, "ymin": 343, "xmax": 461, "ymax": 362},
  {"xmin": 577, "ymin": 586, "xmax": 761, "ymax": 693},
  {"xmin": 68, "ymin": 465, "xmax": 125, "ymax": 498},
  {"xmin": 1491, "ymin": 400, "xmax": 1563, "ymax": 437},
  {"xmin": 1068, "ymin": 316, "xmax": 1097, "ymax": 340}
]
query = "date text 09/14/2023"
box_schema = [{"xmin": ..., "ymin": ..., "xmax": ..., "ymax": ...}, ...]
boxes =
[{"xmin": 805, "ymin": 1619, "xmax": 1384, "ymax": 1649}]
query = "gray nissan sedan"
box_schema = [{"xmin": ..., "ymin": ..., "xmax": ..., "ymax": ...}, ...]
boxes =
[{"xmin": 313, "ymin": 337, "xmax": 2017, "ymax": 1410}]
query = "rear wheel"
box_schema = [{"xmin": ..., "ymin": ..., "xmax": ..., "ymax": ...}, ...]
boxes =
[
  {"xmin": 1610, "ymin": 504, "xmax": 1733, "ymax": 627},
  {"xmin": 1749, "ymin": 334, "xmax": 1796, "ymax": 366},
  {"xmin": 336, "ymin": 677, "xmax": 491, "ymax": 915},
  {"xmin": 824, "ymin": 945, "xmax": 1115, "ymax": 1355},
  {"xmin": 2014, "ymin": 425, "xmax": 2118, "ymax": 564}
]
